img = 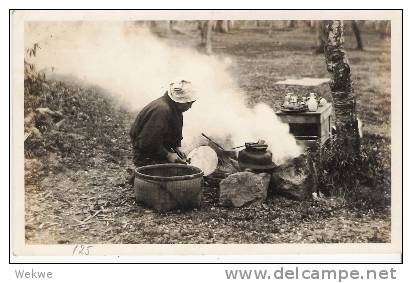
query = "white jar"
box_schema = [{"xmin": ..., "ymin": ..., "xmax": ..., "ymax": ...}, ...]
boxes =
[
  {"xmin": 283, "ymin": 93, "xmax": 291, "ymax": 107},
  {"xmin": 307, "ymin": 93, "xmax": 318, "ymax": 112}
]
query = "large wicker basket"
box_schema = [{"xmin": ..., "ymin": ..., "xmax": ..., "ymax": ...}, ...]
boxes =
[{"xmin": 134, "ymin": 163, "xmax": 204, "ymax": 212}]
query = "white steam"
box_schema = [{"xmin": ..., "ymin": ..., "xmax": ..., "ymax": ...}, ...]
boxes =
[{"xmin": 25, "ymin": 21, "xmax": 302, "ymax": 164}]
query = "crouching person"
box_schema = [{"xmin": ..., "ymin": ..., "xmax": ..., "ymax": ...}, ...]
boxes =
[{"xmin": 128, "ymin": 80, "xmax": 196, "ymax": 184}]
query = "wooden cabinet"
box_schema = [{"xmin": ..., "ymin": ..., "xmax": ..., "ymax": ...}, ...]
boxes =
[{"xmin": 275, "ymin": 103, "xmax": 333, "ymax": 149}]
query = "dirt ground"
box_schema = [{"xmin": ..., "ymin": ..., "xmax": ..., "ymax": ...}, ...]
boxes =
[{"xmin": 24, "ymin": 24, "xmax": 391, "ymax": 244}]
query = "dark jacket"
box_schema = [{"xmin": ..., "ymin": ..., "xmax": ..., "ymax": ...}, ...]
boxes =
[{"xmin": 130, "ymin": 92, "xmax": 183, "ymax": 163}]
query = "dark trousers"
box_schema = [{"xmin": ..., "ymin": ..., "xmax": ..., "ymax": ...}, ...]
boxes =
[
  {"xmin": 132, "ymin": 144, "xmax": 168, "ymax": 167},
  {"xmin": 133, "ymin": 157, "xmax": 169, "ymax": 167}
]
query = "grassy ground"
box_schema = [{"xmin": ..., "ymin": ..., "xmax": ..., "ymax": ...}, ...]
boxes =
[{"xmin": 24, "ymin": 25, "xmax": 391, "ymax": 244}]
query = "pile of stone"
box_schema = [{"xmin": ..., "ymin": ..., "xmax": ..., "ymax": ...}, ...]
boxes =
[{"xmin": 217, "ymin": 144, "xmax": 314, "ymax": 208}]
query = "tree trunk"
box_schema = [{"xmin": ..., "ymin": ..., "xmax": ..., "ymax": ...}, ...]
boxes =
[
  {"xmin": 167, "ymin": 20, "xmax": 181, "ymax": 34},
  {"xmin": 268, "ymin": 21, "xmax": 274, "ymax": 34},
  {"xmin": 324, "ymin": 20, "xmax": 360, "ymax": 152},
  {"xmin": 167, "ymin": 21, "xmax": 175, "ymax": 32},
  {"xmin": 149, "ymin": 21, "xmax": 157, "ymax": 29},
  {"xmin": 199, "ymin": 20, "xmax": 213, "ymax": 54},
  {"xmin": 377, "ymin": 21, "xmax": 391, "ymax": 39},
  {"xmin": 385, "ymin": 21, "xmax": 391, "ymax": 37},
  {"xmin": 215, "ymin": 20, "xmax": 229, "ymax": 33},
  {"xmin": 351, "ymin": 21, "xmax": 363, "ymax": 50},
  {"xmin": 315, "ymin": 20, "xmax": 327, "ymax": 53},
  {"xmin": 309, "ymin": 20, "xmax": 316, "ymax": 28},
  {"xmin": 227, "ymin": 20, "xmax": 234, "ymax": 31}
]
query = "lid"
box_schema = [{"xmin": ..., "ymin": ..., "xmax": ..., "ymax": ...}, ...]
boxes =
[{"xmin": 245, "ymin": 143, "xmax": 268, "ymax": 152}]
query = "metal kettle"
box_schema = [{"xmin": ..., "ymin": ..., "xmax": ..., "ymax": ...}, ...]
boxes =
[{"xmin": 238, "ymin": 142, "xmax": 276, "ymax": 171}]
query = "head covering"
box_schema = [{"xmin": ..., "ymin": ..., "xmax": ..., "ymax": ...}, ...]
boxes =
[{"xmin": 168, "ymin": 80, "xmax": 197, "ymax": 103}]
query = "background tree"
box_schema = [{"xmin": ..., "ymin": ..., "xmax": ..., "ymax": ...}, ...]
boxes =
[
  {"xmin": 215, "ymin": 20, "xmax": 229, "ymax": 33},
  {"xmin": 198, "ymin": 20, "xmax": 213, "ymax": 54},
  {"xmin": 351, "ymin": 21, "xmax": 363, "ymax": 50},
  {"xmin": 324, "ymin": 20, "xmax": 360, "ymax": 153},
  {"xmin": 315, "ymin": 20, "xmax": 328, "ymax": 54},
  {"xmin": 317, "ymin": 20, "xmax": 362, "ymax": 197},
  {"xmin": 316, "ymin": 20, "xmax": 363, "ymax": 53},
  {"xmin": 376, "ymin": 21, "xmax": 391, "ymax": 39},
  {"xmin": 287, "ymin": 20, "xmax": 296, "ymax": 28},
  {"xmin": 227, "ymin": 20, "xmax": 235, "ymax": 31},
  {"xmin": 167, "ymin": 21, "xmax": 177, "ymax": 33}
]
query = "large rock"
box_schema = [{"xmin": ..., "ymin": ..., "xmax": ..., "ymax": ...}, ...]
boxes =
[
  {"xmin": 270, "ymin": 155, "xmax": 315, "ymax": 200},
  {"xmin": 219, "ymin": 172, "xmax": 271, "ymax": 207}
]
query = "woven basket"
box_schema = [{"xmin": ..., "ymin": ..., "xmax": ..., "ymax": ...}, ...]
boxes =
[{"xmin": 134, "ymin": 163, "xmax": 204, "ymax": 212}]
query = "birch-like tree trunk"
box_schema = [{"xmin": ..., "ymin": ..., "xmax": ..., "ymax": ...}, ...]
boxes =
[
  {"xmin": 324, "ymin": 20, "xmax": 360, "ymax": 153},
  {"xmin": 199, "ymin": 20, "xmax": 213, "ymax": 54},
  {"xmin": 316, "ymin": 20, "xmax": 363, "ymax": 53}
]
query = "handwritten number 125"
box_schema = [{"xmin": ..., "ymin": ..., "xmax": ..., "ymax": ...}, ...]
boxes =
[{"xmin": 72, "ymin": 245, "xmax": 93, "ymax": 256}]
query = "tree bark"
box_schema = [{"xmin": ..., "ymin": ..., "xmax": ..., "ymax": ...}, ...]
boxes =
[
  {"xmin": 199, "ymin": 21, "xmax": 213, "ymax": 54},
  {"xmin": 324, "ymin": 20, "xmax": 360, "ymax": 152},
  {"xmin": 351, "ymin": 21, "xmax": 363, "ymax": 50},
  {"xmin": 317, "ymin": 20, "xmax": 364, "ymax": 52}
]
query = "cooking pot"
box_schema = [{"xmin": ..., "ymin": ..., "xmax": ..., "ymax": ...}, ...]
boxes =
[{"xmin": 238, "ymin": 143, "xmax": 276, "ymax": 171}]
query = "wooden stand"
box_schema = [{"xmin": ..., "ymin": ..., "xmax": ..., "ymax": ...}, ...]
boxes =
[{"xmin": 275, "ymin": 103, "xmax": 333, "ymax": 150}]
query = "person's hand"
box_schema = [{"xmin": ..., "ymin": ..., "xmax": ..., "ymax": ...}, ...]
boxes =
[
  {"xmin": 166, "ymin": 152, "xmax": 186, "ymax": 164},
  {"xmin": 175, "ymin": 147, "xmax": 187, "ymax": 159}
]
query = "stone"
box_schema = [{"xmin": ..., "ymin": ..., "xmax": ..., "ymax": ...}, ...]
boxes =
[
  {"xmin": 36, "ymin": 107, "xmax": 63, "ymax": 119},
  {"xmin": 270, "ymin": 155, "xmax": 313, "ymax": 200},
  {"xmin": 219, "ymin": 172, "xmax": 271, "ymax": 207}
]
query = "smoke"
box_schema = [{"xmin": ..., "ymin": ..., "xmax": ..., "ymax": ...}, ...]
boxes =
[{"xmin": 25, "ymin": 21, "xmax": 302, "ymax": 164}]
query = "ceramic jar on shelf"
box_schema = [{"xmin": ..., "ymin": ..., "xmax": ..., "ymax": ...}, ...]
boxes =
[{"xmin": 307, "ymin": 93, "xmax": 318, "ymax": 112}]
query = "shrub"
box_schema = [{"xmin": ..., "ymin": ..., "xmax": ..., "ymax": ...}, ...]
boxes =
[{"xmin": 318, "ymin": 134, "xmax": 391, "ymax": 208}]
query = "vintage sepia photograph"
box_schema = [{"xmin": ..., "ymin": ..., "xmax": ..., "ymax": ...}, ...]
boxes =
[{"xmin": 11, "ymin": 10, "xmax": 402, "ymax": 257}]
